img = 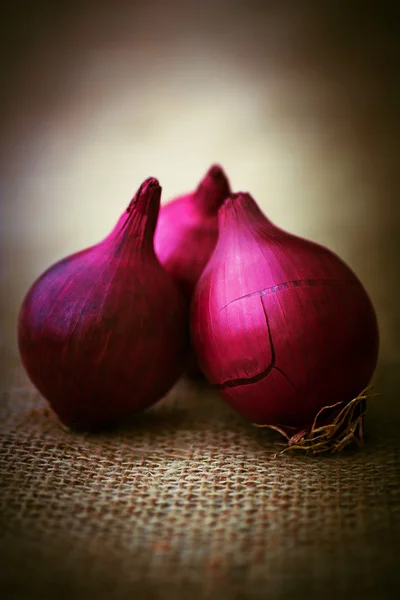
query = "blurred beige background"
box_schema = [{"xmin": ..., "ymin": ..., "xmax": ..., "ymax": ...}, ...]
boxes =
[{"xmin": 1, "ymin": 0, "xmax": 399, "ymax": 380}]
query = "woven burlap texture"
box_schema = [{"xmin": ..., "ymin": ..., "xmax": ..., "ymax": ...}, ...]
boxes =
[{"xmin": 0, "ymin": 361, "xmax": 399, "ymax": 600}]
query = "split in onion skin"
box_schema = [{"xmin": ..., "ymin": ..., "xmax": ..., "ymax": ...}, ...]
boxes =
[
  {"xmin": 18, "ymin": 178, "xmax": 188, "ymax": 430},
  {"xmin": 190, "ymin": 192, "xmax": 379, "ymax": 447},
  {"xmin": 154, "ymin": 164, "xmax": 231, "ymax": 301}
]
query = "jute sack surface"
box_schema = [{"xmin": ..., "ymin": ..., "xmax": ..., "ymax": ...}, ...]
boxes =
[{"xmin": 0, "ymin": 360, "xmax": 399, "ymax": 600}]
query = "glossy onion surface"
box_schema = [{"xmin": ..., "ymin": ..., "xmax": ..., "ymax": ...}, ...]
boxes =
[
  {"xmin": 154, "ymin": 164, "xmax": 231, "ymax": 300},
  {"xmin": 191, "ymin": 192, "xmax": 379, "ymax": 430},
  {"xmin": 18, "ymin": 178, "xmax": 188, "ymax": 429}
]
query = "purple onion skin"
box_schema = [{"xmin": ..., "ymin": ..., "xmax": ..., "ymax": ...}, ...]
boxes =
[
  {"xmin": 18, "ymin": 178, "xmax": 188, "ymax": 430},
  {"xmin": 154, "ymin": 165, "xmax": 231, "ymax": 301},
  {"xmin": 191, "ymin": 192, "xmax": 379, "ymax": 431}
]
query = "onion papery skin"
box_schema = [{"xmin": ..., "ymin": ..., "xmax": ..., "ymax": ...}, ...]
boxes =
[
  {"xmin": 18, "ymin": 178, "xmax": 188, "ymax": 430},
  {"xmin": 154, "ymin": 164, "xmax": 231, "ymax": 301},
  {"xmin": 191, "ymin": 192, "xmax": 379, "ymax": 433}
]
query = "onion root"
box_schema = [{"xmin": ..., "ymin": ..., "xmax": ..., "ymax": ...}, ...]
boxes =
[{"xmin": 254, "ymin": 386, "xmax": 376, "ymax": 455}]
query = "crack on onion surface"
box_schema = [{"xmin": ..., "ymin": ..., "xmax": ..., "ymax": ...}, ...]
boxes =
[
  {"xmin": 214, "ymin": 297, "xmax": 299, "ymax": 392},
  {"xmin": 220, "ymin": 278, "xmax": 357, "ymax": 312}
]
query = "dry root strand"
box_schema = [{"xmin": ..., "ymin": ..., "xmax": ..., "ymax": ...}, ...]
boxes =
[{"xmin": 255, "ymin": 386, "xmax": 376, "ymax": 455}]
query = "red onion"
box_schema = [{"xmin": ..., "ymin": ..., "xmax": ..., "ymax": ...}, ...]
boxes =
[
  {"xmin": 191, "ymin": 192, "xmax": 379, "ymax": 452},
  {"xmin": 154, "ymin": 164, "xmax": 231, "ymax": 300},
  {"xmin": 18, "ymin": 178, "xmax": 188, "ymax": 430}
]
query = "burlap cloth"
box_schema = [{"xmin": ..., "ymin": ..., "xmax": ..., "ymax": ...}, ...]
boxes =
[{"xmin": 0, "ymin": 359, "xmax": 399, "ymax": 600}]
